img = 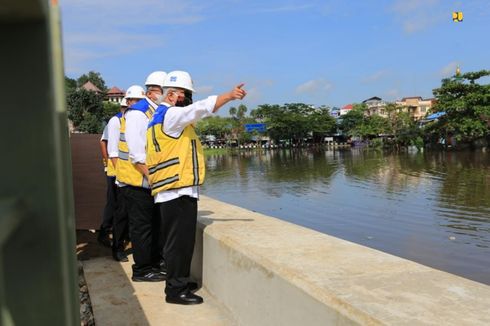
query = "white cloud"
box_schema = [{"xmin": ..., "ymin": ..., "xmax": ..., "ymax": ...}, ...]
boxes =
[
  {"xmin": 391, "ymin": 0, "xmax": 440, "ymax": 15},
  {"xmin": 243, "ymin": 86, "xmax": 262, "ymax": 104},
  {"xmin": 362, "ymin": 70, "xmax": 389, "ymax": 83},
  {"xmin": 390, "ymin": 0, "xmax": 445, "ymax": 33},
  {"xmin": 439, "ymin": 61, "xmax": 461, "ymax": 78},
  {"xmin": 295, "ymin": 79, "xmax": 333, "ymax": 94},
  {"xmin": 61, "ymin": 0, "xmax": 206, "ymax": 73},
  {"xmin": 385, "ymin": 88, "xmax": 400, "ymax": 101}
]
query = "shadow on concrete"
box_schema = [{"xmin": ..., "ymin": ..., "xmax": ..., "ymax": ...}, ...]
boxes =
[
  {"xmin": 76, "ymin": 230, "xmax": 151, "ymax": 326},
  {"xmin": 198, "ymin": 210, "xmax": 214, "ymax": 217}
]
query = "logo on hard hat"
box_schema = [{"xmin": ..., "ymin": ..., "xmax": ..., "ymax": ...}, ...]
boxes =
[{"xmin": 170, "ymin": 76, "xmax": 177, "ymax": 82}]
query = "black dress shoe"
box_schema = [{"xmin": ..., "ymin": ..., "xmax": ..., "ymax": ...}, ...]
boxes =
[
  {"xmin": 166, "ymin": 291, "xmax": 203, "ymax": 305},
  {"xmin": 112, "ymin": 251, "xmax": 128, "ymax": 262},
  {"xmin": 132, "ymin": 272, "xmax": 166, "ymax": 282},
  {"xmin": 187, "ymin": 282, "xmax": 198, "ymax": 292},
  {"xmin": 152, "ymin": 266, "xmax": 167, "ymax": 278}
]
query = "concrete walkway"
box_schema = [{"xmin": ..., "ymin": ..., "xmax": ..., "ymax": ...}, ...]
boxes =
[{"xmin": 82, "ymin": 256, "xmax": 236, "ymax": 326}]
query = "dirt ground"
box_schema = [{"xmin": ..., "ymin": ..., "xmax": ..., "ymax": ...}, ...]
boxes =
[{"xmin": 76, "ymin": 230, "xmax": 113, "ymax": 260}]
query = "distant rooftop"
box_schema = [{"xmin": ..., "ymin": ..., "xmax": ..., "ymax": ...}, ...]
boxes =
[
  {"xmin": 362, "ymin": 96, "xmax": 382, "ymax": 103},
  {"xmin": 107, "ymin": 86, "xmax": 124, "ymax": 95},
  {"xmin": 81, "ymin": 81, "xmax": 102, "ymax": 93}
]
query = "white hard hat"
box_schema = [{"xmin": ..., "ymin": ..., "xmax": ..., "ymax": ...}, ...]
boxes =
[
  {"xmin": 125, "ymin": 85, "xmax": 145, "ymax": 99},
  {"xmin": 163, "ymin": 70, "xmax": 195, "ymax": 92},
  {"xmin": 145, "ymin": 71, "xmax": 167, "ymax": 88},
  {"xmin": 120, "ymin": 98, "xmax": 128, "ymax": 107}
]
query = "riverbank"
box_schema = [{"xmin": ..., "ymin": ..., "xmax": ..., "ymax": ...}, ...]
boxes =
[
  {"xmin": 79, "ymin": 197, "xmax": 490, "ymax": 325},
  {"xmin": 195, "ymin": 195, "xmax": 490, "ymax": 325}
]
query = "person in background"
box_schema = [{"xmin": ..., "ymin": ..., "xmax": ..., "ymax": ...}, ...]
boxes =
[
  {"xmin": 146, "ymin": 70, "xmax": 246, "ymax": 304},
  {"xmin": 98, "ymin": 119, "xmax": 113, "ymax": 247},
  {"xmin": 103, "ymin": 98, "xmax": 131, "ymax": 261},
  {"xmin": 97, "ymin": 98, "xmax": 128, "ymax": 248},
  {"xmin": 116, "ymin": 71, "xmax": 168, "ymax": 281}
]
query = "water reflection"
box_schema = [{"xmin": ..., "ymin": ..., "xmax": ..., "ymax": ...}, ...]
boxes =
[{"xmin": 202, "ymin": 149, "xmax": 490, "ymax": 284}]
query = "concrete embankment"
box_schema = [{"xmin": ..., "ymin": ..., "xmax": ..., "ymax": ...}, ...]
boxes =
[{"xmin": 192, "ymin": 196, "xmax": 490, "ymax": 325}]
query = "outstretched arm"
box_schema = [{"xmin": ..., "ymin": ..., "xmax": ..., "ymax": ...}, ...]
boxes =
[
  {"xmin": 213, "ymin": 83, "xmax": 247, "ymax": 113},
  {"xmin": 164, "ymin": 83, "xmax": 247, "ymax": 136}
]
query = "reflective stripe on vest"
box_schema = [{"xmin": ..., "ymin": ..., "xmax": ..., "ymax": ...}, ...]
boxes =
[
  {"xmin": 146, "ymin": 105, "xmax": 205, "ymax": 195},
  {"xmin": 115, "ymin": 98, "xmax": 154, "ymax": 187}
]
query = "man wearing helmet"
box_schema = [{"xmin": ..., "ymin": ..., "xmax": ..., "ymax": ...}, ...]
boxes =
[
  {"xmin": 116, "ymin": 73, "xmax": 167, "ymax": 282},
  {"xmin": 146, "ymin": 70, "xmax": 246, "ymax": 304}
]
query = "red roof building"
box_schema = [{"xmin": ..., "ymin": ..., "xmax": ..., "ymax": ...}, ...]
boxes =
[
  {"xmin": 106, "ymin": 86, "xmax": 125, "ymax": 103},
  {"xmin": 340, "ymin": 104, "xmax": 353, "ymax": 116}
]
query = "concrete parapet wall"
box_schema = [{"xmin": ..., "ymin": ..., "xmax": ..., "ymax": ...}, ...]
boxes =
[{"xmin": 192, "ymin": 196, "xmax": 490, "ymax": 326}]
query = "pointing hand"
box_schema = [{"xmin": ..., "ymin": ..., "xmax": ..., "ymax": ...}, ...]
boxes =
[{"xmin": 231, "ymin": 83, "xmax": 247, "ymax": 100}]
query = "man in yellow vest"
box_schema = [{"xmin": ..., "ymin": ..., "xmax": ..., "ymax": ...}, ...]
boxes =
[
  {"xmin": 116, "ymin": 72, "xmax": 168, "ymax": 282},
  {"xmin": 98, "ymin": 98, "xmax": 128, "ymax": 250},
  {"xmin": 146, "ymin": 70, "xmax": 246, "ymax": 304}
]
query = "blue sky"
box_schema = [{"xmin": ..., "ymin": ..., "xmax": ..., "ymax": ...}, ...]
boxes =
[{"xmin": 61, "ymin": 0, "xmax": 490, "ymax": 113}]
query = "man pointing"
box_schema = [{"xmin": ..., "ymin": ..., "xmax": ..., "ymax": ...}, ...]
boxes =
[{"xmin": 146, "ymin": 71, "xmax": 246, "ymax": 305}]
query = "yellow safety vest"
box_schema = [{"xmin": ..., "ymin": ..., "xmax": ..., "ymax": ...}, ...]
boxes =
[
  {"xmin": 116, "ymin": 99, "xmax": 155, "ymax": 187},
  {"xmin": 146, "ymin": 105, "xmax": 205, "ymax": 196}
]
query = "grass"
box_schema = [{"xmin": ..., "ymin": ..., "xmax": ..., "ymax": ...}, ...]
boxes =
[{"xmin": 203, "ymin": 147, "xmax": 231, "ymax": 156}]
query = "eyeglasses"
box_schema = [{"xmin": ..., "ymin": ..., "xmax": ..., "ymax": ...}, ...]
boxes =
[
  {"xmin": 147, "ymin": 87, "xmax": 163, "ymax": 95},
  {"xmin": 171, "ymin": 89, "xmax": 185, "ymax": 96}
]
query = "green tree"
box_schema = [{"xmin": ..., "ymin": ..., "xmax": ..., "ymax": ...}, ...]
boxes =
[
  {"xmin": 229, "ymin": 104, "xmax": 248, "ymax": 146},
  {"xmin": 67, "ymin": 88, "xmax": 104, "ymax": 133},
  {"xmin": 252, "ymin": 103, "xmax": 329, "ymax": 144},
  {"xmin": 307, "ymin": 106, "xmax": 337, "ymax": 142},
  {"xmin": 65, "ymin": 76, "xmax": 77, "ymax": 94},
  {"xmin": 385, "ymin": 103, "xmax": 417, "ymax": 148},
  {"xmin": 339, "ymin": 104, "xmax": 365, "ymax": 137},
  {"xmin": 362, "ymin": 115, "xmax": 387, "ymax": 138},
  {"xmin": 77, "ymin": 71, "xmax": 107, "ymax": 92},
  {"xmin": 196, "ymin": 116, "xmax": 232, "ymax": 141},
  {"xmin": 430, "ymin": 69, "xmax": 490, "ymax": 143},
  {"xmin": 102, "ymin": 101, "xmax": 121, "ymax": 122}
]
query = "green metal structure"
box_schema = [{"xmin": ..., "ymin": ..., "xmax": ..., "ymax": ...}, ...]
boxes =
[{"xmin": 0, "ymin": 0, "xmax": 79, "ymax": 325}]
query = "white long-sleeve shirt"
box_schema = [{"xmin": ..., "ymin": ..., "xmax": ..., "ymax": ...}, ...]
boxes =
[
  {"xmin": 120, "ymin": 97, "xmax": 158, "ymax": 188},
  {"xmin": 107, "ymin": 115, "xmax": 121, "ymax": 158},
  {"xmin": 154, "ymin": 96, "xmax": 217, "ymax": 203},
  {"xmin": 100, "ymin": 124, "xmax": 109, "ymax": 173}
]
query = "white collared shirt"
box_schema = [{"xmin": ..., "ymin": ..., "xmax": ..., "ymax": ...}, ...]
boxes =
[
  {"xmin": 154, "ymin": 96, "xmax": 217, "ymax": 203},
  {"xmin": 107, "ymin": 114, "xmax": 121, "ymax": 158},
  {"xmin": 119, "ymin": 97, "xmax": 158, "ymax": 188}
]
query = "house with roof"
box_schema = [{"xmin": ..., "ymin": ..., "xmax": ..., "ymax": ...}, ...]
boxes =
[
  {"xmin": 329, "ymin": 107, "xmax": 340, "ymax": 118},
  {"xmin": 80, "ymin": 81, "xmax": 102, "ymax": 94},
  {"xmin": 340, "ymin": 104, "xmax": 353, "ymax": 116},
  {"xmin": 106, "ymin": 86, "xmax": 125, "ymax": 103},
  {"xmin": 362, "ymin": 96, "xmax": 388, "ymax": 118},
  {"xmin": 395, "ymin": 97, "xmax": 436, "ymax": 121}
]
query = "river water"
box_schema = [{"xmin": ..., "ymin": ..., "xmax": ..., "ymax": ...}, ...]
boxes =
[{"xmin": 201, "ymin": 148, "xmax": 490, "ymax": 285}]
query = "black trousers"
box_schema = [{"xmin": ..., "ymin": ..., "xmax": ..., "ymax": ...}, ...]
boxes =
[
  {"xmin": 99, "ymin": 176, "xmax": 117, "ymax": 233},
  {"xmin": 159, "ymin": 196, "xmax": 197, "ymax": 296},
  {"xmin": 111, "ymin": 186, "xmax": 129, "ymax": 252},
  {"xmin": 122, "ymin": 186, "xmax": 161, "ymax": 276}
]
